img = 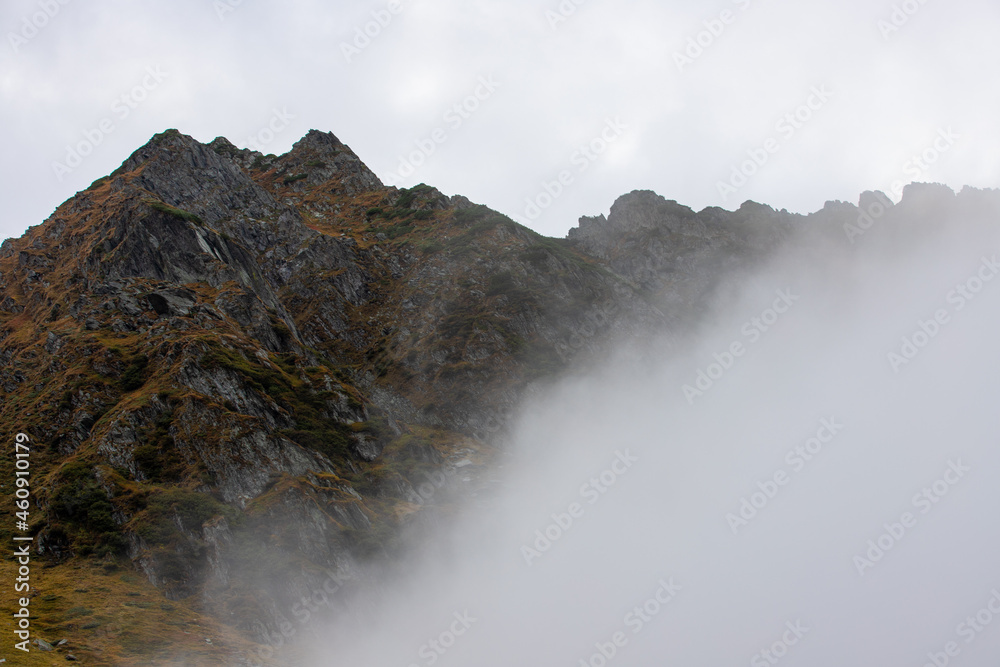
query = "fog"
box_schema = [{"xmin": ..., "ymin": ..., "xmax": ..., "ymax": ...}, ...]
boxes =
[{"xmin": 298, "ymin": 201, "xmax": 1000, "ymax": 666}]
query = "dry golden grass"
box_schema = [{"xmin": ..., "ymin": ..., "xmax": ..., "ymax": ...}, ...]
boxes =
[{"xmin": 0, "ymin": 555, "xmax": 289, "ymax": 665}]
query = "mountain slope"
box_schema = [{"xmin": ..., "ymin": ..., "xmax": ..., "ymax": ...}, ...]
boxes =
[{"xmin": 1, "ymin": 128, "xmax": 995, "ymax": 664}]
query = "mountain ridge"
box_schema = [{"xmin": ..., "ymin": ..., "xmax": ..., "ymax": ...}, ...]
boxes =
[{"xmin": 2, "ymin": 128, "xmax": 998, "ymax": 665}]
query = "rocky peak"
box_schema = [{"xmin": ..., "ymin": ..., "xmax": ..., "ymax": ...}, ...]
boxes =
[
  {"xmin": 894, "ymin": 182, "xmax": 958, "ymax": 228},
  {"xmin": 116, "ymin": 129, "xmax": 302, "ymax": 231},
  {"xmin": 273, "ymin": 128, "xmax": 383, "ymax": 196},
  {"xmin": 859, "ymin": 190, "xmax": 893, "ymax": 211},
  {"xmin": 814, "ymin": 198, "xmax": 857, "ymax": 220},
  {"xmin": 900, "ymin": 181, "xmax": 956, "ymax": 202},
  {"xmin": 609, "ymin": 190, "xmax": 698, "ymax": 229},
  {"xmin": 564, "ymin": 190, "xmax": 800, "ymax": 314},
  {"xmin": 294, "ymin": 128, "xmax": 347, "ymax": 152},
  {"xmin": 568, "ymin": 190, "xmax": 730, "ymax": 261},
  {"xmin": 567, "ymin": 190, "xmax": 700, "ymax": 248}
]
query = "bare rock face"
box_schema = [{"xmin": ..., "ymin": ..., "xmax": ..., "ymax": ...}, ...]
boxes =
[
  {"xmin": 3, "ymin": 126, "xmax": 999, "ymax": 661},
  {"xmin": 118, "ymin": 129, "xmax": 305, "ymax": 233},
  {"xmin": 276, "ymin": 129, "xmax": 385, "ymax": 197}
]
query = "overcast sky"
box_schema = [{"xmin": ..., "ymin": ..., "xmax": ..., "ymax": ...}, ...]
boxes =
[{"xmin": 2, "ymin": 0, "xmax": 998, "ymax": 242}]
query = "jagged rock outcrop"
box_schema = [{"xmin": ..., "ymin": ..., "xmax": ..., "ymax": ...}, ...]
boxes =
[{"xmin": 566, "ymin": 190, "xmax": 797, "ymax": 318}]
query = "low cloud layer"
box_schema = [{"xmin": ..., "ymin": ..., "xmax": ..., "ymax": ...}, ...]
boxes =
[{"xmin": 291, "ymin": 199, "xmax": 1000, "ymax": 666}]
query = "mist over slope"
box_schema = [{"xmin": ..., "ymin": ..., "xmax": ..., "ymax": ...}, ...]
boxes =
[
  {"xmin": 300, "ymin": 184, "xmax": 1000, "ymax": 666},
  {"xmin": 1, "ymin": 126, "xmax": 997, "ymax": 664},
  {"xmin": 0, "ymin": 128, "xmax": 794, "ymax": 664}
]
